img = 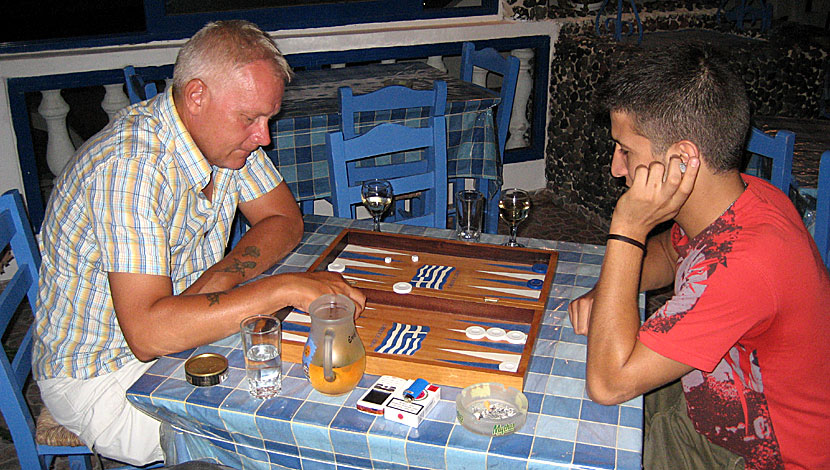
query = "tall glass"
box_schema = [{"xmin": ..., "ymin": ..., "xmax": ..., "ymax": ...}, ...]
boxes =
[
  {"xmin": 240, "ymin": 315, "xmax": 282, "ymax": 399},
  {"xmin": 361, "ymin": 179, "xmax": 394, "ymax": 232},
  {"xmin": 499, "ymin": 188, "xmax": 531, "ymax": 247}
]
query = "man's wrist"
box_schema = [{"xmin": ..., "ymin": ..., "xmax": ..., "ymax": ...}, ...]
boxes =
[{"xmin": 607, "ymin": 234, "xmax": 647, "ymax": 254}]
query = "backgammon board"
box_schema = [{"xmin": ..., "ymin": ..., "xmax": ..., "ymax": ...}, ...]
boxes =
[{"xmin": 280, "ymin": 229, "xmax": 558, "ymax": 390}]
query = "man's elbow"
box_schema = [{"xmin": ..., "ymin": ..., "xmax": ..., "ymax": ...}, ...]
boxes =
[
  {"xmin": 128, "ymin": 344, "xmax": 158, "ymax": 363},
  {"xmin": 123, "ymin": 335, "xmax": 164, "ymax": 362},
  {"xmin": 585, "ymin": 376, "xmax": 634, "ymax": 406}
]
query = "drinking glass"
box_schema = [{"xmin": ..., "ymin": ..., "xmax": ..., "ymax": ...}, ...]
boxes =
[
  {"xmin": 240, "ymin": 315, "xmax": 282, "ymax": 399},
  {"xmin": 361, "ymin": 179, "xmax": 394, "ymax": 232},
  {"xmin": 499, "ymin": 188, "xmax": 531, "ymax": 247}
]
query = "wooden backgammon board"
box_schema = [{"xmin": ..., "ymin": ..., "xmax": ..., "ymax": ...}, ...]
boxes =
[{"xmin": 280, "ymin": 229, "xmax": 558, "ymax": 391}]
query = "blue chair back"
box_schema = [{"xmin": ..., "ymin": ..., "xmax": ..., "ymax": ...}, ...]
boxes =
[
  {"xmin": 326, "ymin": 119, "xmax": 448, "ymax": 228},
  {"xmin": 813, "ymin": 151, "xmax": 830, "ymax": 268},
  {"xmin": 300, "ymin": 81, "xmax": 448, "ymax": 217},
  {"xmin": 123, "ymin": 66, "xmax": 159, "ymax": 105},
  {"xmin": 0, "ymin": 190, "xmax": 95, "ymax": 469},
  {"xmin": 458, "ymin": 42, "xmax": 520, "ymax": 234},
  {"xmin": 339, "ymin": 81, "xmax": 447, "ymax": 139},
  {"xmin": 745, "ymin": 126, "xmax": 795, "ymax": 194}
]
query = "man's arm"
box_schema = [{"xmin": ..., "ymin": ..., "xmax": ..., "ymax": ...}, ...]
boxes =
[
  {"xmin": 582, "ymin": 158, "xmax": 699, "ymax": 405},
  {"xmin": 109, "ymin": 270, "xmax": 364, "ymax": 361},
  {"xmin": 568, "ymin": 227, "xmax": 678, "ymax": 336},
  {"xmin": 184, "ymin": 182, "xmax": 303, "ymax": 295},
  {"xmin": 108, "ymin": 182, "xmax": 366, "ymax": 361}
]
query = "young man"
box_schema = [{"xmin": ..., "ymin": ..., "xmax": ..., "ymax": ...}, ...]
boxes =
[
  {"xmin": 568, "ymin": 43, "xmax": 830, "ymax": 469},
  {"xmin": 32, "ymin": 21, "xmax": 365, "ymax": 465}
]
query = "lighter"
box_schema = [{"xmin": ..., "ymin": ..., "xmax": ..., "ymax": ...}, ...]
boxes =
[{"xmin": 403, "ymin": 378, "xmax": 429, "ymax": 402}]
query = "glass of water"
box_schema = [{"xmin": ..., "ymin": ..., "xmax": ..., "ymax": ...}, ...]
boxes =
[{"xmin": 240, "ymin": 314, "xmax": 282, "ymax": 399}]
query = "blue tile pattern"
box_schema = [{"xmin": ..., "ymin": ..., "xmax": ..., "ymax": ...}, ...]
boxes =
[
  {"xmin": 127, "ymin": 216, "xmax": 643, "ymax": 469},
  {"xmin": 266, "ymin": 62, "xmax": 500, "ymax": 201}
]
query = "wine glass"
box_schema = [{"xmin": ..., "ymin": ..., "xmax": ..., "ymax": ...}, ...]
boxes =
[
  {"xmin": 361, "ymin": 179, "xmax": 394, "ymax": 232},
  {"xmin": 499, "ymin": 188, "xmax": 531, "ymax": 247}
]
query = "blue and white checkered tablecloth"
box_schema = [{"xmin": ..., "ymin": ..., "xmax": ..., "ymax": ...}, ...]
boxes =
[
  {"xmin": 127, "ymin": 216, "xmax": 644, "ymax": 470},
  {"xmin": 266, "ymin": 62, "xmax": 500, "ymax": 202}
]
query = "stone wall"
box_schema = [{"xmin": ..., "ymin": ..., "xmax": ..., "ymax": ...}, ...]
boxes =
[{"xmin": 507, "ymin": 0, "xmax": 829, "ymax": 226}]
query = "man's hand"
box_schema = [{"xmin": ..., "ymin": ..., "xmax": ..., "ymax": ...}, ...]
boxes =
[
  {"xmin": 611, "ymin": 156, "xmax": 700, "ymax": 241},
  {"xmin": 568, "ymin": 288, "xmax": 596, "ymax": 336},
  {"xmin": 278, "ymin": 271, "xmax": 367, "ymax": 319}
]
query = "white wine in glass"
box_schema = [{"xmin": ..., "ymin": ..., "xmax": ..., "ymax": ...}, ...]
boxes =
[
  {"xmin": 361, "ymin": 179, "xmax": 393, "ymax": 232},
  {"xmin": 499, "ymin": 188, "xmax": 531, "ymax": 247}
]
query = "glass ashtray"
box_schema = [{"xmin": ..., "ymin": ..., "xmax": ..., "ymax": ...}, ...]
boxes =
[{"xmin": 456, "ymin": 382, "xmax": 528, "ymax": 437}]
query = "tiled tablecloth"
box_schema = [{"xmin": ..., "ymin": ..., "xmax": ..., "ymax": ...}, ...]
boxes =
[
  {"xmin": 127, "ymin": 216, "xmax": 644, "ymax": 470},
  {"xmin": 267, "ymin": 62, "xmax": 500, "ymax": 201}
]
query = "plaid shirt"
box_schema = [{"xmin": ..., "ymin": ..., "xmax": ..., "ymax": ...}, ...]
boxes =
[{"xmin": 33, "ymin": 88, "xmax": 282, "ymax": 380}]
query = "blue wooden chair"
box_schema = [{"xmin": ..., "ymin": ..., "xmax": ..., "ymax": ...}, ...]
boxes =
[
  {"xmin": 0, "ymin": 190, "xmax": 162, "ymax": 469},
  {"xmin": 811, "ymin": 151, "xmax": 830, "ymax": 268},
  {"xmin": 745, "ymin": 126, "xmax": 795, "ymax": 194},
  {"xmin": 123, "ymin": 66, "xmax": 159, "ymax": 105},
  {"xmin": 339, "ymin": 81, "xmax": 447, "ymax": 139},
  {"xmin": 0, "ymin": 189, "xmax": 95, "ymax": 469},
  {"xmin": 717, "ymin": 0, "xmax": 772, "ymax": 32},
  {"xmin": 313, "ymin": 81, "xmax": 448, "ymax": 224},
  {"xmin": 458, "ymin": 42, "xmax": 520, "ymax": 233},
  {"xmin": 326, "ymin": 117, "xmax": 448, "ymax": 228}
]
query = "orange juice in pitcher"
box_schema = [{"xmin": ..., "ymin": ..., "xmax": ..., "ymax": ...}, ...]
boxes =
[{"xmin": 302, "ymin": 294, "xmax": 366, "ymax": 395}]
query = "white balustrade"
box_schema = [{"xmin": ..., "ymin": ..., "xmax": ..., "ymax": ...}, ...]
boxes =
[
  {"xmin": 101, "ymin": 84, "xmax": 130, "ymax": 122},
  {"xmin": 38, "ymin": 89, "xmax": 74, "ymax": 177},
  {"xmin": 506, "ymin": 48, "xmax": 533, "ymax": 150},
  {"xmin": 426, "ymin": 56, "xmax": 446, "ymax": 73},
  {"xmin": 471, "ymin": 65, "xmax": 488, "ymax": 87}
]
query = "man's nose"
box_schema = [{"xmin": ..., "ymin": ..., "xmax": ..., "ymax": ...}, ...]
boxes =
[
  {"xmin": 251, "ymin": 119, "xmax": 271, "ymax": 147},
  {"xmin": 610, "ymin": 153, "xmax": 626, "ymax": 179}
]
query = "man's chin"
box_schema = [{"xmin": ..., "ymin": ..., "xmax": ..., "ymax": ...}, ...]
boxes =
[{"xmin": 229, "ymin": 151, "xmax": 254, "ymax": 170}]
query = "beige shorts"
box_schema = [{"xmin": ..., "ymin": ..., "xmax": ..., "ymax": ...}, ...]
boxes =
[{"xmin": 38, "ymin": 358, "xmax": 165, "ymax": 466}]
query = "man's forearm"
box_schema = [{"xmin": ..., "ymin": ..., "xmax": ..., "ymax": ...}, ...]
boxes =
[
  {"xmin": 639, "ymin": 230, "xmax": 677, "ymax": 293},
  {"xmin": 585, "ymin": 238, "xmax": 645, "ymax": 403},
  {"xmin": 186, "ymin": 214, "xmax": 303, "ymax": 294}
]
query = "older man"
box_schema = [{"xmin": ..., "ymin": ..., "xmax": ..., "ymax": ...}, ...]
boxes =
[
  {"xmin": 32, "ymin": 20, "xmax": 365, "ymax": 465},
  {"xmin": 568, "ymin": 43, "xmax": 830, "ymax": 469}
]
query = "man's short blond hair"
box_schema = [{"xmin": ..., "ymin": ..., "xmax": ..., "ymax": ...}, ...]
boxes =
[{"xmin": 173, "ymin": 20, "xmax": 292, "ymax": 93}]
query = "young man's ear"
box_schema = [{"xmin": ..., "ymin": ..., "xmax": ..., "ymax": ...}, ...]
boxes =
[{"xmin": 668, "ymin": 141, "xmax": 700, "ymax": 171}]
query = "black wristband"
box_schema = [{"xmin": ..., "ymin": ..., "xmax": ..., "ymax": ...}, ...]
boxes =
[{"xmin": 607, "ymin": 234, "xmax": 647, "ymax": 254}]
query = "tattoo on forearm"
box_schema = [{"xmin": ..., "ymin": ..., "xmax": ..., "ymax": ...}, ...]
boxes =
[
  {"xmin": 221, "ymin": 258, "xmax": 257, "ymax": 277},
  {"xmin": 207, "ymin": 292, "xmax": 227, "ymax": 306},
  {"xmin": 242, "ymin": 246, "xmax": 260, "ymax": 258}
]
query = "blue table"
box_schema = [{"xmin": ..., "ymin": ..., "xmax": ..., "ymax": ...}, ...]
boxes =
[
  {"xmin": 126, "ymin": 216, "xmax": 644, "ymax": 470},
  {"xmin": 268, "ymin": 62, "xmax": 500, "ymax": 202}
]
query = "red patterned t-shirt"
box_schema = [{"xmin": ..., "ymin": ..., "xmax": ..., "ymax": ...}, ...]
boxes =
[{"xmin": 639, "ymin": 175, "xmax": 830, "ymax": 470}]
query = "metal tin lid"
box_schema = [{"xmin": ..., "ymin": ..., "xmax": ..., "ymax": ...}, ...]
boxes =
[{"xmin": 185, "ymin": 353, "xmax": 228, "ymax": 387}]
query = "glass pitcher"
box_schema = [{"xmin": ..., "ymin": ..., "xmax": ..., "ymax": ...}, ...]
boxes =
[{"xmin": 302, "ymin": 294, "xmax": 366, "ymax": 395}]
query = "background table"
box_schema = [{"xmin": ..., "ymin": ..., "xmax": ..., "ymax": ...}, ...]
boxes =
[
  {"xmin": 127, "ymin": 216, "xmax": 644, "ymax": 470},
  {"xmin": 267, "ymin": 62, "xmax": 501, "ymax": 203},
  {"xmin": 753, "ymin": 115, "xmax": 830, "ymax": 231}
]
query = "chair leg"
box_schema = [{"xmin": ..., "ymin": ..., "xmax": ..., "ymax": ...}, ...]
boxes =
[
  {"xmin": 301, "ymin": 200, "xmax": 315, "ymax": 215},
  {"xmin": 67, "ymin": 454, "xmax": 94, "ymax": 470},
  {"xmin": 476, "ymin": 178, "xmax": 500, "ymax": 234},
  {"xmin": 485, "ymin": 186, "xmax": 500, "ymax": 234}
]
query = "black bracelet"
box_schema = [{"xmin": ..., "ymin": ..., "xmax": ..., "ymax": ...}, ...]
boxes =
[{"xmin": 607, "ymin": 234, "xmax": 647, "ymax": 254}]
